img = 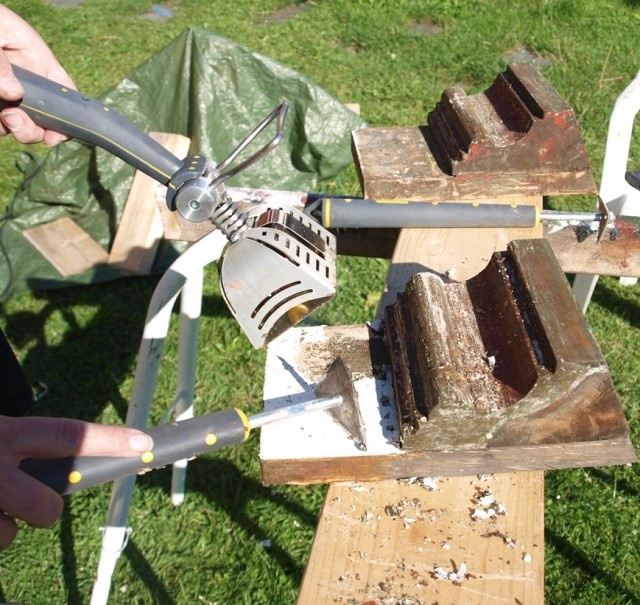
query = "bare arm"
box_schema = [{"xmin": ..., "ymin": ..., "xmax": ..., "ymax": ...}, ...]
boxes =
[{"xmin": 0, "ymin": 4, "xmax": 75, "ymax": 144}]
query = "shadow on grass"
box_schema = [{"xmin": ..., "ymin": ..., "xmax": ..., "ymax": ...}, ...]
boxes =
[
  {"xmin": 586, "ymin": 466, "xmax": 640, "ymax": 499},
  {"xmin": 1, "ymin": 272, "xmax": 310, "ymax": 602},
  {"xmin": 1, "ymin": 276, "xmax": 159, "ymax": 423},
  {"xmin": 122, "ymin": 539, "xmax": 179, "ymax": 605},
  {"xmin": 1, "ymin": 275, "xmax": 233, "ymax": 424},
  {"xmin": 131, "ymin": 458, "xmax": 319, "ymax": 598},
  {"xmin": 591, "ymin": 279, "xmax": 640, "ymax": 330},
  {"xmin": 48, "ymin": 458, "xmax": 320, "ymax": 604},
  {"xmin": 546, "ymin": 527, "xmax": 640, "ymax": 604}
]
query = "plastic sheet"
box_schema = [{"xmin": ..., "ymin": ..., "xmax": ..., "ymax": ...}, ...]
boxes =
[{"xmin": 0, "ymin": 28, "xmax": 365, "ymax": 298}]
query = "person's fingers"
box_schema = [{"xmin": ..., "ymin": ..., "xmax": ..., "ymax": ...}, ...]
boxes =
[
  {"xmin": 0, "ymin": 108, "xmax": 46, "ymax": 144},
  {"xmin": 0, "ymin": 50, "xmax": 24, "ymax": 101},
  {"xmin": 42, "ymin": 129, "xmax": 68, "ymax": 146},
  {"xmin": 0, "ymin": 49, "xmax": 71, "ymax": 145},
  {"xmin": 71, "ymin": 421, "xmax": 154, "ymax": 457},
  {"xmin": 0, "ymin": 416, "xmax": 153, "ymax": 459},
  {"xmin": 0, "ymin": 512, "xmax": 18, "ymax": 550},
  {"xmin": 0, "ymin": 464, "xmax": 62, "ymax": 529}
]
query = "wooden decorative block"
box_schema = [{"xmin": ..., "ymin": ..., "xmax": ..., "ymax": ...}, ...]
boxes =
[{"xmin": 352, "ymin": 64, "xmax": 597, "ymax": 201}]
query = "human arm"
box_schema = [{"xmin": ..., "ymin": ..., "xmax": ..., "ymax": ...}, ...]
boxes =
[
  {"xmin": 0, "ymin": 4, "xmax": 75, "ymax": 144},
  {"xmin": 0, "ymin": 416, "xmax": 153, "ymax": 549}
]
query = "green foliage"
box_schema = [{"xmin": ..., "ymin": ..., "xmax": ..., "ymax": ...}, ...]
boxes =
[{"xmin": 0, "ymin": 0, "xmax": 639, "ymax": 603}]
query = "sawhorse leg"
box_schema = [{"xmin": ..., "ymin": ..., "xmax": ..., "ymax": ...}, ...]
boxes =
[{"xmin": 89, "ymin": 230, "xmax": 227, "ymax": 605}]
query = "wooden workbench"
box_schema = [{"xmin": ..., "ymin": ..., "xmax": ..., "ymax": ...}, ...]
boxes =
[{"xmin": 296, "ymin": 64, "xmax": 599, "ymax": 604}]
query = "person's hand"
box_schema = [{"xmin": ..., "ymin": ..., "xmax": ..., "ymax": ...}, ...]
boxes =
[
  {"xmin": 0, "ymin": 5, "xmax": 75, "ymax": 145},
  {"xmin": 0, "ymin": 415, "xmax": 153, "ymax": 549}
]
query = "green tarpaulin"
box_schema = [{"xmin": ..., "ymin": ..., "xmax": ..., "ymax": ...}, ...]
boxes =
[{"xmin": 0, "ymin": 28, "xmax": 365, "ymax": 298}]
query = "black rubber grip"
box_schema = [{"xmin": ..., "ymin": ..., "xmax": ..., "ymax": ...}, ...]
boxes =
[
  {"xmin": 5, "ymin": 65, "xmax": 183, "ymax": 185},
  {"xmin": 321, "ymin": 197, "xmax": 539, "ymax": 229},
  {"xmin": 19, "ymin": 408, "xmax": 250, "ymax": 495}
]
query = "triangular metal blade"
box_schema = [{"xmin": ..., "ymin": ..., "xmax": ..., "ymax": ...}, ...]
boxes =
[{"xmin": 314, "ymin": 357, "xmax": 367, "ymax": 450}]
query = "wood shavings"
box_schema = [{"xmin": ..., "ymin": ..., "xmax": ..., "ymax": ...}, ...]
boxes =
[
  {"xmin": 470, "ymin": 488, "xmax": 507, "ymax": 520},
  {"xmin": 432, "ymin": 561, "xmax": 467, "ymax": 584},
  {"xmin": 360, "ymin": 511, "xmax": 375, "ymax": 523},
  {"xmin": 382, "ymin": 497, "xmax": 431, "ymax": 529},
  {"xmin": 399, "ymin": 476, "xmax": 440, "ymax": 491},
  {"xmin": 482, "ymin": 530, "xmax": 517, "ymax": 548},
  {"xmin": 342, "ymin": 569, "xmax": 428, "ymax": 605}
]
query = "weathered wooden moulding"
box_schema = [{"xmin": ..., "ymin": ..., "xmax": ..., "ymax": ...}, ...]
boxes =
[
  {"xmin": 384, "ymin": 238, "xmax": 634, "ymax": 455},
  {"xmin": 353, "ymin": 63, "xmax": 596, "ymax": 202}
]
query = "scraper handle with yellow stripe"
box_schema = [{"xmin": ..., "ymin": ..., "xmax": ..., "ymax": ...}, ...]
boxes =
[
  {"xmin": 320, "ymin": 197, "xmax": 540, "ymax": 229},
  {"xmin": 4, "ymin": 65, "xmax": 183, "ymax": 185},
  {"xmin": 19, "ymin": 408, "xmax": 250, "ymax": 495},
  {"xmin": 18, "ymin": 393, "xmax": 344, "ymax": 496}
]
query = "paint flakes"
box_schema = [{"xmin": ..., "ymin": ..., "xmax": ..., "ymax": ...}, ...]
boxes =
[
  {"xmin": 432, "ymin": 561, "xmax": 467, "ymax": 584},
  {"xmin": 471, "ymin": 488, "xmax": 507, "ymax": 520}
]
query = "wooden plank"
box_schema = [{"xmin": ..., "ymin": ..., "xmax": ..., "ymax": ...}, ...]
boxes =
[
  {"xmin": 545, "ymin": 220, "xmax": 640, "ymax": 277},
  {"xmin": 107, "ymin": 132, "xmax": 191, "ymax": 274},
  {"xmin": 298, "ymin": 473, "xmax": 544, "ymax": 605},
  {"xmin": 296, "ymin": 198, "xmax": 548, "ymax": 603},
  {"xmin": 23, "ymin": 216, "xmax": 108, "ymax": 276}
]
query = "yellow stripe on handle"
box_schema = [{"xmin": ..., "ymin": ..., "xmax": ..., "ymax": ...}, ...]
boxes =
[
  {"xmin": 235, "ymin": 408, "xmax": 252, "ymax": 441},
  {"xmin": 21, "ymin": 103, "xmax": 175, "ymax": 183}
]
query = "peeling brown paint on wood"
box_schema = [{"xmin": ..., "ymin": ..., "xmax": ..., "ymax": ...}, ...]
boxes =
[{"xmin": 353, "ymin": 64, "xmax": 596, "ymax": 201}]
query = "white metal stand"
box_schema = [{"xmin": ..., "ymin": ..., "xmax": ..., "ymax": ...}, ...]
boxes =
[
  {"xmin": 573, "ymin": 70, "xmax": 640, "ymax": 312},
  {"xmin": 89, "ymin": 229, "xmax": 227, "ymax": 605}
]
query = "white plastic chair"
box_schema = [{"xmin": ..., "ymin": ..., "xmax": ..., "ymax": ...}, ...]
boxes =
[
  {"xmin": 89, "ymin": 229, "xmax": 227, "ymax": 605},
  {"xmin": 573, "ymin": 70, "xmax": 640, "ymax": 312}
]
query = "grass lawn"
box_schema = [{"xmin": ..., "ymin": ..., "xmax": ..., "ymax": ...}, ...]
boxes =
[{"xmin": 0, "ymin": 0, "xmax": 639, "ymax": 603}]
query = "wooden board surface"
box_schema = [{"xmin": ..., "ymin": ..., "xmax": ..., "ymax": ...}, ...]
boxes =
[
  {"xmin": 297, "ymin": 473, "xmax": 544, "ymax": 604},
  {"xmin": 23, "ymin": 216, "xmax": 108, "ymax": 276},
  {"xmin": 296, "ymin": 216, "xmax": 548, "ymax": 603},
  {"xmin": 107, "ymin": 132, "xmax": 191, "ymax": 274},
  {"xmin": 544, "ymin": 221, "xmax": 640, "ymax": 277}
]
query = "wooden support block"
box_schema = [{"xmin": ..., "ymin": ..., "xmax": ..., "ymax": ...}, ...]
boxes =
[
  {"xmin": 23, "ymin": 216, "xmax": 108, "ymax": 276},
  {"xmin": 297, "ymin": 473, "xmax": 544, "ymax": 605},
  {"xmin": 108, "ymin": 132, "xmax": 191, "ymax": 274}
]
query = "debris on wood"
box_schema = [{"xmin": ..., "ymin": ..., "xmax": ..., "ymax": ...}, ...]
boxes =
[{"xmin": 432, "ymin": 561, "xmax": 467, "ymax": 584}]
